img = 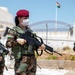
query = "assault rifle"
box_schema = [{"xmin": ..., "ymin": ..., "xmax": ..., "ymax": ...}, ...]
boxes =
[
  {"xmin": 0, "ymin": 42, "xmax": 14, "ymax": 56},
  {"xmin": 3, "ymin": 27, "xmax": 62, "ymax": 56},
  {"xmin": 73, "ymin": 42, "xmax": 75, "ymax": 51},
  {"xmin": 0, "ymin": 42, "xmax": 9, "ymax": 55}
]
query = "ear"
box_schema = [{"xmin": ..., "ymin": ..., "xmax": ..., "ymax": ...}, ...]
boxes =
[
  {"xmin": 18, "ymin": 17, "xmax": 21, "ymax": 21},
  {"xmin": 18, "ymin": 17, "xmax": 23, "ymax": 23}
]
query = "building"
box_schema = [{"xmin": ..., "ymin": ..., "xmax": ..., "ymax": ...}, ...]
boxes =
[{"xmin": 0, "ymin": 7, "xmax": 15, "ymax": 37}]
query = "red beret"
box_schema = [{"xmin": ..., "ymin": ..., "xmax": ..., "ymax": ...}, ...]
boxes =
[{"xmin": 16, "ymin": 9, "xmax": 29, "ymax": 17}]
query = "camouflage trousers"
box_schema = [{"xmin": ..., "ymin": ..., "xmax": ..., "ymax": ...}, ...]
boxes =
[
  {"xmin": 14, "ymin": 56, "xmax": 37, "ymax": 75},
  {"xmin": 0, "ymin": 56, "xmax": 5, "ymax": 75}
]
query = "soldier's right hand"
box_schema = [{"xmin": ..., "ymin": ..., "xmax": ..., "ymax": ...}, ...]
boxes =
[{"xmin": 16, "ymin": 38, "xmax": 26, "ymax": 45}]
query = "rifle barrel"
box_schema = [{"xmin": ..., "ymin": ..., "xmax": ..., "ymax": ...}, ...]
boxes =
[{"xmin": 53, "ymin": 51, "xmax": 62, "ymax": 56}]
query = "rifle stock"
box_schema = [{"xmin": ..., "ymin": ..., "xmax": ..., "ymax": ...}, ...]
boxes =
[{"xmin": 3, "ymin": 27, "xmax": 9, "ymax": 36}]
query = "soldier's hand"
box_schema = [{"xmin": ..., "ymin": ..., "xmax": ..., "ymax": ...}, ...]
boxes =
[
  {"xmin": 17, "ymin": 38, "xmax": 26, "ymax": 45},
  {"xmin": 38, "ymin": 44, "xmax": 45, "ymax": 50},
  {"xmin": 0, "ymin": 56, "xmax": 2, "ymax": 61},
  {"xmin": 7, "ymin": 41, "xmax": 12, "ymax": 47}
]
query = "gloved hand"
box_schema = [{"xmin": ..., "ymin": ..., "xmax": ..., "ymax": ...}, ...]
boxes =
[{"xmin": 16, "ymin": 38, "xmax": 26, "ymax": 45}]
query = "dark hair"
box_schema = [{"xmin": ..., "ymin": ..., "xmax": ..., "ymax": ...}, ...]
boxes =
[{"xmin": 15, "ymin": 16, "xmax": 19, "ymax": 26}]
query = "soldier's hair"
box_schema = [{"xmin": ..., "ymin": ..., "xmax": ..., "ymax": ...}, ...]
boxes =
[{"xmin": 15, "ymin": 16, "xmax": 19, "ymax": 26}]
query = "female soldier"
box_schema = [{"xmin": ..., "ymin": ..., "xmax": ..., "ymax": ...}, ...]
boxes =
[{"xmin": 6, "ymin": 9, "xmax": 45, "ymax": 75}]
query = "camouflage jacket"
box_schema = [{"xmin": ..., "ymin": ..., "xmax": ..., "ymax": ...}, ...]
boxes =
[{"xmin": 6, "ymin": 26, "xmax": 35, "ymax": 60}]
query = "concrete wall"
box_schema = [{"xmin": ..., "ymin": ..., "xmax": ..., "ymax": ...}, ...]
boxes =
[
  {"xmin": 37, "ymin": 59, "xmax": 75, "ymax": 70},
  {"xmin": 35, "ymin": 31, "xmax": 74, "ymax": 49},
  {"xmin": 33, "ymin": 23, "xmax": 75, "ymax": 50}
]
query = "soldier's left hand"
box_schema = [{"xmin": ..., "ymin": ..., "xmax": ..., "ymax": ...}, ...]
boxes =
[{"xmin": 38, "ymin": 44, "xmax": 45, "ymax": 50}]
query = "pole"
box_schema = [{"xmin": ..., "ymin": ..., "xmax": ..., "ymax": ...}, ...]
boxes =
[
  {"xmin": 46, "ymin": 23, "xmax": 48, "ymax": 44},
  {"xmin": 55, "ymin": 2, "xmax": 57, "ymax": 31}
]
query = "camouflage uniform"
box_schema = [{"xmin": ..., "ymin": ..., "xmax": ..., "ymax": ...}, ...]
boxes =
[
  {"xmin": 0, "ymin": 53, "xmax": 4, "ymax": 75},
  {"xmin": 0, "ymin": 47, "xmax": 9, "ymax": 75},
  {"xmin": 6, "ymin": 26, "xmax": 37, "ymax": 75}
]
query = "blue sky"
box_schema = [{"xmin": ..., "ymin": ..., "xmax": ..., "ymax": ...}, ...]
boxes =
[{"xmin": 0, "ymin": 0, "xmax": 75, "ymax": 25}]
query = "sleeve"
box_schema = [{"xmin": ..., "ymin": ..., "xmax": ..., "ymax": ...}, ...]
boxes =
[
  {"xmin": 6, "ymin": 38, "xmax": 14, "ymax": 48},
  {"xmin": 6, "ymin": 27, "xmax": 18, "ymax": 48}
]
